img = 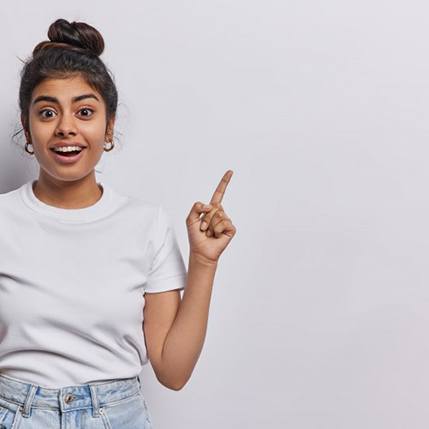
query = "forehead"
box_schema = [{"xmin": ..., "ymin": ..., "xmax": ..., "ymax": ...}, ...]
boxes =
[{"xmin": 32, "ymin": 76, "xmax": 101, "ymax": 102}]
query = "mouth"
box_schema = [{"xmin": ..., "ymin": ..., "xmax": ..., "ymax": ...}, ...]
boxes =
[{"xmin": 49, "ymin": 147, "xmax": 87, "ymax": 164}]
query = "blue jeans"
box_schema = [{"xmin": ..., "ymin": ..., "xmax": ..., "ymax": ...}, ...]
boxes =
[{"xmin": 0, "ymin": 373, "xmax": 153, "ymax": 428}]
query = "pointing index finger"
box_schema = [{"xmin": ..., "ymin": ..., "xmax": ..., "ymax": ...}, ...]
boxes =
[{"xmin": 209, "ymin": 170, "xmax": 233, "ymax": 205}]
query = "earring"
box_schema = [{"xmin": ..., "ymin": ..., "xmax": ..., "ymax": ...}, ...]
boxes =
[
  {"xmin": 25, "ymin": 141, "xmax": 34, "ymax": 154},
  {"xmin": 104, "ymin": 140, "xmax": 114, "ymax": 152}
]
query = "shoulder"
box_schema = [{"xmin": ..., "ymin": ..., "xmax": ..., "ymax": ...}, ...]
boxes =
[
  {"xmin": 0, "ymin": 184, "xmax": 22, "ymax": 201},
  {"xmin": 109, "ymin": 185, "xmax": 159, "ymax": 218},
  {"xmin": 0, "ymin": 184, "xmax": 23, "ymax": 212},
  {"xmin": 114, "ymin": 187, "xmax": 175, "ymax": 223},
  {"xmin": 112, "ymin": 191, "xmax": 168, "ymax": 236},
  {"xmin": 0, "ymin": 185, "xmax": 28, "ymax": 233}
]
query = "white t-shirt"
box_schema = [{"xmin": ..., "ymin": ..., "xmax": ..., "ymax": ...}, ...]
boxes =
[{"xmin": 0, "ymin": 179, "xmax": 187, "ymax": 388}]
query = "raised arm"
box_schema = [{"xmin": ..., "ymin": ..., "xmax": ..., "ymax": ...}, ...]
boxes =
[{"xmin": 143, "ymin": 170, "xmax": 236, "ymax": 390}]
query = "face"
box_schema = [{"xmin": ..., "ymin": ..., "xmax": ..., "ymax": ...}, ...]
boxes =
[{"xmin": 23, "ymin": 74, "xmax": 114, "ymax": 183}]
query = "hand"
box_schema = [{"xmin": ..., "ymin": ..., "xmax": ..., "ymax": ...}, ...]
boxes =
[{"xmin": 186, "ymin": 170, "xmax": 237, "ymax": 265}]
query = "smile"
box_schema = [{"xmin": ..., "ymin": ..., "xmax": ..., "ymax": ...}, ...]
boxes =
[{"xmin": 49, "ymin": 147, "xmax": 87, "ymax": 165}]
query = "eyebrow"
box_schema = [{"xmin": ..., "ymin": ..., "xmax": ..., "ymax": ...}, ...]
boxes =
[{"xmin": 32, "ymin": 93, "xmax": 100, "ymax": 105}]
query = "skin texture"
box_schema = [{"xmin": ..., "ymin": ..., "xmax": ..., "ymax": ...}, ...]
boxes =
[{"xmin": 22, "ymin": 74, "xmax": 115, "ymax": 209}]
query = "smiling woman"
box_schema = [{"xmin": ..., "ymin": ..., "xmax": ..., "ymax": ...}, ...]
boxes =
[
  {"xmin": 1, "ymin": 16, "xmax": 236, "ymax": 429},
  {"xmin": 0, "ymin": 18, "xmax": 190, "ymax": 429},
  {"xmin": 28, "ymin": 76, "xmax": 107, "ymax": 179},
  {"xmin": 15, "ymin": 17, "xmax": 117, "ymax": 209}
]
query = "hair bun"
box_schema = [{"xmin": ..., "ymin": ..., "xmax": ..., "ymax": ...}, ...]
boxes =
[{"xmin": 40, "ymin": 18, "xmax": 104, "ymax": 56}]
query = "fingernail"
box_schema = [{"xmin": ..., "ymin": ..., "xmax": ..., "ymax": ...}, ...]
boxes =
[{"xmin": 201, "ymin": 222, "xmax": 208, "ymax": 231}]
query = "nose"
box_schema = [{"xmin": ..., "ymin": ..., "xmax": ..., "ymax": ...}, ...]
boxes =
[{"xmin": 54, "ymin": 113, "xmax": 78, "ymax": 137}]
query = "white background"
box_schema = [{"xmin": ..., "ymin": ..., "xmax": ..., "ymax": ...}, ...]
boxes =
[{"xmin": 1, "ymin": 1, "xmax": 428, "ymax": 427}]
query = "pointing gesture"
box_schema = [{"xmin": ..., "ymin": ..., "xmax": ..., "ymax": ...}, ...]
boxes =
[
  {"xmin": 209, "ymin": 169, "xmax": 232, "ymax": 205},
  {"xmin": 186, "ymin": 170, "xmax": 237, "ymax": 265}
]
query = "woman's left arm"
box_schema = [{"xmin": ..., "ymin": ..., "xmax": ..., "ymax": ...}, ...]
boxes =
[{"xmin": 157, "ymin": 170, "xmax": 237, "ymax": 390}]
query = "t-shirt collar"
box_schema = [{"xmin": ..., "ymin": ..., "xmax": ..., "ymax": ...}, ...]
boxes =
[{"xmin": 20, "ymin": 179, "xmax": 115, "ymax": 223}]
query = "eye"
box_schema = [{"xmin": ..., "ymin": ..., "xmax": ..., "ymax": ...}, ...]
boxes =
[
  {"xmin": 39, "ymin": 109, "xmax": 56, "ymax": 119},
  {"xmin": 78, "ymin": 107, "xmax": 95, "ymax": 117}
]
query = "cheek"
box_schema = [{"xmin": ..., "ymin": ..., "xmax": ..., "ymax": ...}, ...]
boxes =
[
  {"xmin": 80, "ymin": 120, "xmax": 107, "ymax": 143},
  {"xmin": 30, "ymin": 126, "xmax": 54, "ymax": 145},
  {"xmin": 29, "ymin": 115, "xmax": 59, "ymax": 143}
]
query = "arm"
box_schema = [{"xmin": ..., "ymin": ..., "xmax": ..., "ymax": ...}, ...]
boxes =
[
  {"xmin": 144, "ymin": 170, "xmax": 236, "ymax": 390},
  {"xmin": 143, "ymin": 252, "xmax": 217, "ymax": 391}
]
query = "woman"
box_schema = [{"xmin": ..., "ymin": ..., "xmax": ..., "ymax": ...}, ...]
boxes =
[{"xmin": 0, "ymin": 18, "xmax": 236, "ymax": 428}]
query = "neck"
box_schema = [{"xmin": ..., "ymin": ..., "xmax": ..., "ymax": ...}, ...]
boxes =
[{"xmin": 33, "ymin": 172, "xmax": 103, "ymax": 209}]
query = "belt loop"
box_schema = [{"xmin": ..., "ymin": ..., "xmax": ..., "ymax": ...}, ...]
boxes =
[
  {"xmin": 88, "ymin": 384, "xmax": 101, "ymax": 418},
  {"xmin": 21, "ymin": 384, "xmax": 37, "ymax": 418}
]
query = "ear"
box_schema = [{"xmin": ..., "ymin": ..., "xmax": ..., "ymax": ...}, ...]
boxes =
[
  {"xmin": 21, "ymin": 114, "xmax": 30, "ymax": 140},
  {"xmin": 105, "ymin": 116, "xmax": 115, "ymax": 141}
]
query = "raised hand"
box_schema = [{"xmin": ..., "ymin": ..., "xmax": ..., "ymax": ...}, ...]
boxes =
[{"xmin": 185, "ymin": 170, "xmax": 237, "ymax": 265}]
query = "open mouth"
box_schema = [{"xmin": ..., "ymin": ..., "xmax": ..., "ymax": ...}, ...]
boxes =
[
  {"xmin": 51, "ymin": 148, "xmax": 84, "ymax": 156},
  {"xmin": 50, "ymin": 147, "xmax": 86, "ymax": 163}
]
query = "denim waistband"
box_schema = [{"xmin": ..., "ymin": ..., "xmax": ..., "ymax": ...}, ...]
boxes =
[{"xmin": 0, "ymin": 373, "xmax": 142, "ymax": 418}]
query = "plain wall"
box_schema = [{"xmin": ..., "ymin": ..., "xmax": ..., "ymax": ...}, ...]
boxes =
[{"xmin": 1, "ymin": 1, "xmax": 428, "ymax": 427}]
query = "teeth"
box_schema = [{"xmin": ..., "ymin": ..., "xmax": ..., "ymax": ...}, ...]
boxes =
[{"xmin": 53, "ymin": 146, "xmax": 83, "ymax": 153}]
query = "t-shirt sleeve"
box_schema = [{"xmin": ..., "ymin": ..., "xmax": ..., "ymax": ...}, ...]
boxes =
[{"xmin": 144, "ymin": 205, "xmax": 188, "ymax": 293}]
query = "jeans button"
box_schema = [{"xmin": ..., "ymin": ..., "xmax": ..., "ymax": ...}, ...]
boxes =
[{"xmin": 64, "ymin": 394, "xmax": 75, "ymax": 403}]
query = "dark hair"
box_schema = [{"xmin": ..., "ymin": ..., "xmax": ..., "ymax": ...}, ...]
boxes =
[{"xmin": 14, "ymin": 18, "xmax": 119, "ymax": 147}]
